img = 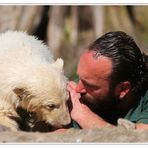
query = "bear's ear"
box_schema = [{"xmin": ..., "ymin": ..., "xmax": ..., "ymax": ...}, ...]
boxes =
[
  {"xmin": 13, "ymin": 87, "xmax": 30, "ymax": 101},
  {"xmin": 52, "ymin": 58, "xmax": 64, "ymax": 70}
]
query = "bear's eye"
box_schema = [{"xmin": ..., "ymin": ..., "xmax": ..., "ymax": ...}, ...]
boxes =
[{"xmin": 47, "ymin": 104, "xmax": 56, "ymax": 110}]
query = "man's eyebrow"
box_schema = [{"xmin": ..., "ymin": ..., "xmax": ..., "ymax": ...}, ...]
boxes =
[{"xmin": 81, "ymin": 79, "xmax": 99, "ymax": 87}]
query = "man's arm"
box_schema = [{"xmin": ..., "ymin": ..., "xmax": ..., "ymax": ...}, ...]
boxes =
[{"xmin": 136, "ymin": 123, "xmax": 148, "ymax": 129}]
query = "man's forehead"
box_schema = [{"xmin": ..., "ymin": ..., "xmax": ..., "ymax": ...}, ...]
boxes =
[
  {"xmin": 78, "ymin": 50, "xmax": 113, "ymax": 79},
  {"xmin": 79, "ymin": 50, "xmax": 110, "ymax": 65},
  {"xmin": 80, "ymin": 50, "xmax": 96, "ymax": 59}
]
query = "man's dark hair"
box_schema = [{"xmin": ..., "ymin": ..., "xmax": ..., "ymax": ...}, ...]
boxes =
[{"xmin": 88, "ymin": 31, "xmax": 148, "ymax": 95}]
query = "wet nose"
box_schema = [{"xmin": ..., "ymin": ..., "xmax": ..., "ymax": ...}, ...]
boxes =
[{"xmin": 76, "ymin": 80, "xmax": 86, "ymax": 93}]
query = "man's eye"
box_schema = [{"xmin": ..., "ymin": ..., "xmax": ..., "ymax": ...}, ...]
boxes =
[
  {"xmin": 85, "ymin": 83, "xmax": 94, "ymax": 88},
  {"xmin": 85, "ymin": 84, "xmax": 99, "ymax": 90}
]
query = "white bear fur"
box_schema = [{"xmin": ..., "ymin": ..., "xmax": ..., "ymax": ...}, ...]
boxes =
[{"xmin": 0, "ymin": 31, "xmax": 71, "ymax": 131}]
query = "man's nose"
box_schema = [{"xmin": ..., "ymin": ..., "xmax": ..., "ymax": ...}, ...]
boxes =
[{"xmin": 76, "ymin": 80, "xmax": 86, "ymax": 93}]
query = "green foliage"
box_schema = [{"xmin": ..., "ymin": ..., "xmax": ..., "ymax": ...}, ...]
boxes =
[{"xmin": 68, "ymin": 64, "xmax": 79, "ymax": 82}]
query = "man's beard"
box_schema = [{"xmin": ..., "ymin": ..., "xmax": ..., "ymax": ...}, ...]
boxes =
[
  {"xmin": 80, "ymin": 90, "xmax": 118, "ymax": 113},
  {"xmin": 80, "ymin": 91, "xmax": 120, "ymax": 125}
]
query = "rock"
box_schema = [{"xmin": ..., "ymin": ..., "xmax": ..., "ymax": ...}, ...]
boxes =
[
  {"xmin": 0, "ymin": 124, "xmax": 11, "ymax": 132},
  {"xmin": 0, "ymin": 127, "xmax": 148, "ymax": 143},
  {"xmin": 117, "ymin": 118, "xmax": 136, "ymax": 130}
]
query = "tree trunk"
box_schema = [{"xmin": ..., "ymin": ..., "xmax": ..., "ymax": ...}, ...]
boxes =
[
  {"xmin": 71, "ymin": 6, "xmax": 78, "ymax": 46},
  {"xmin": 105, "ymin": 6, "xmax": 134, "ymax": 36},
  {"xmin": 91, "ymin": 6, "xmax": 104, "ymax": 38},
  {"xmin": 47, "ymin": 6, "xmax": 67, "ymax": 58},
  {"xmin": 0, "ymin": 6, "xmax": 43, "ymax": 34},
  {"xmin": 18, "ymin": 6, "xmax": 43, "ymax": 34}
]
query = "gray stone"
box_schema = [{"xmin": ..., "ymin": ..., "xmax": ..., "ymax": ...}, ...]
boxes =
[
  {"xmin": 117, "ymin": 118, "xmax": 136, "ymax": 130},
  {"xmin": 0, "ymin": 126, "xmax": 148, "ymax": 143}
]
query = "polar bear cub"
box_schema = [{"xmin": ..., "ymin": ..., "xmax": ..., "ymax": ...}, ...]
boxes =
[{"xmin": 0, "ymin": 31, "xmax": 71, "ymax": 131}]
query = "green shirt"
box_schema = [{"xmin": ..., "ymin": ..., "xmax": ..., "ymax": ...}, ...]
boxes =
[{"xmin": 124, "ymin": 90, "xmax": 148, "ymax": 123}]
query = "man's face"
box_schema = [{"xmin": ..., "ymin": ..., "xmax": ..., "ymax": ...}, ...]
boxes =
[{"xmin": 76, "ymin": 50, "xmax": 115, "ymax": 111}]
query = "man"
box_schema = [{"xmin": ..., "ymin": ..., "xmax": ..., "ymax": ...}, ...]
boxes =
[{"xmin": 68, "ymin": 31, "xmax": 148, "ymax": 129}]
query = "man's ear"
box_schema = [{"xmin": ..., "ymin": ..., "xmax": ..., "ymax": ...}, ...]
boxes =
[
  {"xmin": 115, "ymin": 81, "xmax": 131, "ymax": 100},
  {"xmin": 13, "ymin": 88, "xmax": 30, "ymax": 101},
  {"xmin": 52, "ymin": 58, "xmax": 64, "ymax": 71}
]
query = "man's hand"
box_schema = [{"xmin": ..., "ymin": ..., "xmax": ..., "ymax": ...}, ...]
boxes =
[
  {"xmin": 67, "ymin": 81, "xmax": 91, "ymax": 122},
  {"xmin": 67, "ymin": 81, "xmax": 112, "ymax": 129}
]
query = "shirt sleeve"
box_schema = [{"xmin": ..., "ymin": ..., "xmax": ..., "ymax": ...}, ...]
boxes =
[{"xmin": 124, "ymin": 91, "xmax": 148, "ymax": 124}]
